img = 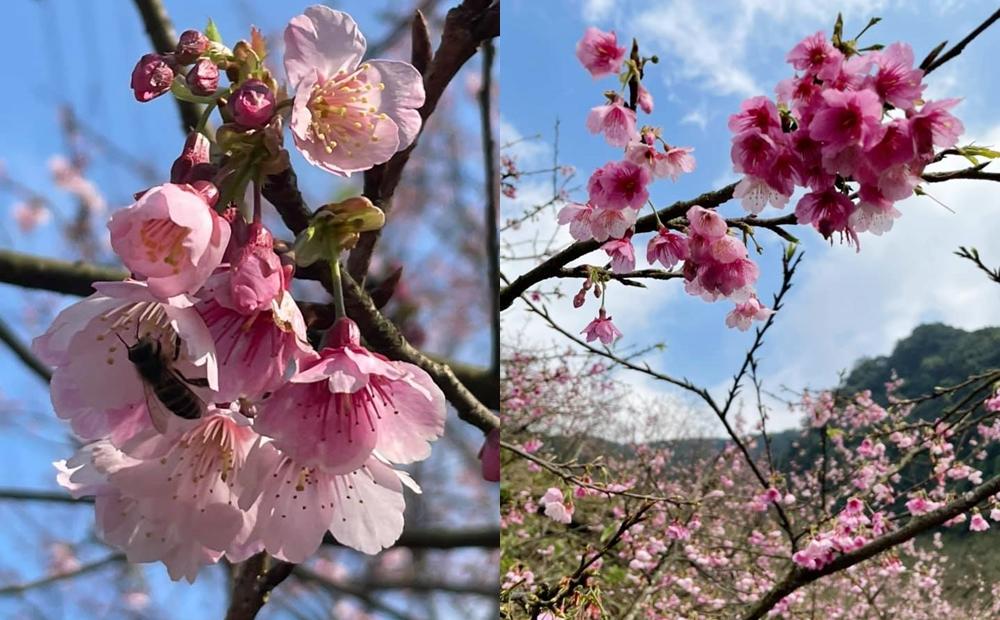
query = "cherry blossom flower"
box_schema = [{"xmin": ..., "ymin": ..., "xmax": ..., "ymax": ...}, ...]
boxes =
[
  {"xmin": 254, "ymin": 317, "xmax": 445, "ymax": 473},
  {"xmin": 33, "ymin": 280, "xmax": 217, "ymax": 446},
  {"xmin": 808, "ymin": 89, "xmax": 885, "ymax": 152},
  {"xmin": 867, "ymin": 42, "xmax": 924, "ymax": 110},
  {"xmin": 575, "ymin": 27, "xmax": 626, "ymax": 78},
  {"xmin": 970, "ymin": 513, "xmax": 990, "ymax": 532},
  {"xmin": 602, "ymin": 234, "xmax": 635, "ymax": 273},
  {"xmin": 625, "ymin": 136, "xmax": 696, "ymax": 181},
  {"xmin": 985, "ymin": 391, "xmax": 1000, "ymax": 412},
  {"xmin": 540, "ymin": 487, "xmax": 573, "ymax": 524},
  {"xmin": 587, "ymin": 161, "xmax": 650, "ymax": 211},
  {"xmin": 728, "ymin": 96, "xmax": 782, "ymax": 135},
  {"xmin": 586, "ymin": 95, "xmax": 637, "ymax": 148},
  {"xmin": 108, "ymin": 183, "xmax": 230, "ymax": 300},
  {"xmin": 786, "ymin": 31, "xmax": 843, "ymax": 81},
  {"xmin": 636, "ymin": 83, "xmax": 654, "ymax": 114},
  {"xmin": 479, "ymin": 429, "xmax": 500, "ymax": 482},
  {"xmin": 908, "ymin": 98, "xmax": 964, "ymax": 152},
  {"xmin": 905, "ymin": 497, "xmax": 941, "ymax": 516},
  {"xmin": 284, "ymin": 6, "xmax": 425, "ymax": 176},
  {"xmin": 581, "ymin": 309, "xmax": 622, "ymax": 345},
  {"xmin": 725, "ymin": 297, "xmax": 774, "ymax": 331},
  {"xmin": 795, "ymin": 189, "xmax": 857, "ymax": 243},
  {"xmin": 733, "ymin": 175, "xmax": 789, "ymax": 214},
  {"xmin": 646, "ymin": 229, "xmax": 689, "ymax": 268},
  {"xmin": 12, "ymin": 201, "xmax": 50, "ymax": 233},
  {"xmin": 238, "ymin": 441, "xmax": 416, "ymax": 559}
]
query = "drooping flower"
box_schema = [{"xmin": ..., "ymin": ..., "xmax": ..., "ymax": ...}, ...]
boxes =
[
  {"xmin": 908, "ymin": 98, "xmax": 964, "ymax": 152},
  {"xmin": 587, "ymin": 161, "xmax": 650, "ymax": 211},
  {"xmin": 636, "ymin": 83, "xmax": 654, "ymax": 114},
  {"xmin": 575, "ymin": 27, "xmax": 626, "ymax": 78},
  {"xmin": 602, "ymin": 235, "xmax": 635, "ymax": 273},
  {"xmin": 237, "ymin": 440, "xmax": 416, "ymax": 560},
  {"xmin": 586, "ymin": 95, "xmax": 637, "ymax": 148},
  {"xmin": 253, "ymin": 317, "xmax": 446, "ymax": 473},
  {"xmin": 284, "ymin": 6, "xmax": 425, "ymax": 176},
  {"xmin": 795, "ymin": 189, "xmax": 857, "ymax": 242},
  {"xmin": 970, "ymin": 513, "xmax": 990, "ymax": 532},
  {"xmin": 32, "ymin": 280, "xmax": 217, "ymax": 446},
  {"xmin": 646, "ymin": 229, "xmax": 689, "ymax": 268},
  {"xmin": 581, "ymin": 309, "xmax": 622, "ymax": 345},
  {"xmin": 107, "ymin": 183, "xmax": 230, "ymax": 300}
]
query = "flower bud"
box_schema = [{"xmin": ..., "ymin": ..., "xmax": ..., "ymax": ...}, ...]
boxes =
[
  {"xmin": 175, "ymin": 30, "xmax": 210, "ymax": 64},
  {"xmin": 228, "ymin": 79, "xmax": 275, "ymax": 129},
  {"xmin": 130, "ymin": 53, "xmax": 175, "ymax": 102},
  {"xmin": 170, "ymin": 132, "xmax": 215, "ymax": 184},
  {"xmin": 191, "ymin": 180, "xmax": 219, "ymax": 208},
  {"xmin": 292, "ymin": 197, "xmax": 385, "ymax": 266},
  {"xmin": 327, "ymin": 317, "xmax": 362, "ymax": 348},
  {"xmin": 573, "ymin": 289, "xmax": 586, "ymax": 308},
  {"xmin": 186, "ymin": 58, "xmax": 219, "ymax": 96}
]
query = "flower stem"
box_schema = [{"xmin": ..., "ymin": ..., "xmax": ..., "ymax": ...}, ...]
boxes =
[{"xmin": 328, "ymin": 248, "xmax": 347, "ymax": 321}]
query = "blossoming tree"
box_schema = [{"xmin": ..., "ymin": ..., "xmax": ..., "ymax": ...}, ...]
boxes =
[
  {"xmin": 0, "ymin": 1, "xmax": 498, "ymax": 618},
  {"xmin": 501, "ymin": 8, "xmax": 1000, "ymax": 619}
]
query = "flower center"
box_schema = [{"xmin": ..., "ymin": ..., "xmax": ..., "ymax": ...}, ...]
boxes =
[
  {"xmin": 139, "ymin": 218, "xmax": 190, "ymax": 273},
  {"xmin": 307, "ymin": 64, "xmax": 389, "ymax": 157}
]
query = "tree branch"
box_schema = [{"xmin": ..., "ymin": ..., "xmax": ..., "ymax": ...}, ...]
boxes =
[
  {"xmin": 920, "ymin": 7, "xmax": 1000, "ymax": 74},
  {"xmin": 0, "ymin": 248, "xmax": 125, "ymax": 296},
  {"xmin": 0, "ymin": 316, "xmax": 51, "ymax": 383},
  {"xmin": 480, "ymin": 38, "xmax": 500, "ymax": 375},
  {"xmin": 0, "ymin": 554, "xmax": 124, "ymax": 597},
  {"xmin": 224, "ymin": 552, "xmax": 294, "ymax": 620}
]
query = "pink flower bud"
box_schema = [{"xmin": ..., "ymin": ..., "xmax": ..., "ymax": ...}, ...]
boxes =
[
  {"xmin": 130, "ymin": 53, "xmax": 175, "ymax": 102},
  {"xmin": 327, "ymin": 317, "xmax": 362, "ymax": 348},
  {"xmin": 170, "ymin": 132, "xmax": 214, "ymax": 184},
  {"xmin": 175, "ymin": 30, "xmax": 210, "ymax": 64},
  {"xmin": 229, "ymin": 79, "xmax": 275, "ymax": 129},
  {"xmin": 573, "ymin": 289, "xmax": 586, "ymax": 308},
  {"xmin": 479, "ymin": 429, "xmax": 500, "ymax": 482},
  {"xmin": 186, "ymin": 58, "xmax": 219, "ymax": 96}
]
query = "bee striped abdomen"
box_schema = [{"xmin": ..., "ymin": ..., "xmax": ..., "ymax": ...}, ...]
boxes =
[{"xmin": 153, "ymin": 377, "xmax": 203, "ymax": 420}]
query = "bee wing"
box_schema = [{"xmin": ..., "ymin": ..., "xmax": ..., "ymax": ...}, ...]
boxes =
[{"xmin": 143, "ymin": 382, "xmax": 172, "ymax": 435}]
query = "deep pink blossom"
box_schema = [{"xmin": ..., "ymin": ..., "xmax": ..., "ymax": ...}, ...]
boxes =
[
  {"xmin": 229, "ymin": 79, "xmax": 276, "ymax": 129},
  {"xmin": 867, "ymin": 42, "xmax": 924, "ymax": 110},
  {"xmin": 586, "ymin": 95, "xmax": 638, "ymax": 147},
  {"xmin": 908, "ymin": 98, "xmax": 964, "ymax": 152},
  {"xmin": 575, "ymin": 27, "xmax": 626, "ymax": 78},
  {"xmin": 795, "ymin": 189, "xmax": 856, "ymax": 242},
  {"xmin": 587, "ymin": 161, "xmax": 650, "ymax": 211},
  {"xmin": 625, "ymin": 139, "xmax": 695, "ymax": 180},
  {"xmin": 131, "ymin": 53, "xmax": 175, "ymax": 102},
  {"xmin": 786, "ymin": 31, "xmax": 843, "ymax": 80},
  {"xmin": 108, "ymin": 183, "xmax": 230, "ymax": 300},
  {"xmin": 285, "ymin": 6, "xmax": 425, "ymax": 176},
  {"xmin": 254, "ymin": 317, "xmax": 446, "ymax": 472},
  {"xmin": 728, "ymin": 96, "xmax": 781, "ymax": 135},
  {"xmin": 808, "ymin": 89, "xmax": 885, "ymax": 151},
  {"xmin": 581, "ymin": 309, "xmax": 622, "ymax": 345},
  {"xmin": 731, "ymin": 130, "xmax": 778, "ymax": 178},
  {"xmin": 646, "ymin": 229, "xmax": 689, "ymax": 268}
]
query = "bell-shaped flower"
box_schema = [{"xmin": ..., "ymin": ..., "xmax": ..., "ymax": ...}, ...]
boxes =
[
  {"xmin": 284, "ymin": 6, "xmax": 425, "ymax": 176},
  {"xmin": 254, "ymin": 318, "xmax": 446, "ymax": 473},
  {"xmin": 108, "ymin": 183, "xmax": 230, "ymax": 300}
]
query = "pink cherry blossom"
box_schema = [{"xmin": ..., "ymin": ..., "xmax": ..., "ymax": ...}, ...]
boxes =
[
  {"xmin": 795, "ymin": 189, "xmax": 857, "ymax": 243},
  {"xmin": 786, "ymin": 31, "xmax": 843, "ymax": 80},
  {"xmin": 725, "ymin": 297, "xmax": 774, "ymax": 331},
  {"xmin": 586, "ymin": 95, "xmax": 637, "ymax": 148},
  {"xmin": 254, "ymin": 317, "xmax": 445, "ymax": 472},
  {"xmin": 238, "ymin": 441, "xmax": 415, "ymax": 559},
  {"xmin": 867, "ymin": 42, "xmax": 924, "ymax": 110},
  {"xmin": 581, "ymin": 309, "xmax": 622, "ymax": 345},
  {"xmin": 728, "ymin": 96, "xmax": 781, "ymax": 135},
  {"xmin": 625, "ymin": 139, "xmax": 696, "ymax": 181},
  {"xmin": 734, "ymin": 176, "xmax": 789, "ymax": 215},
  {"xmin": 808, "ymin": 89, "xmax": 885, "ymax": 152},
  {"xmin": 32, "ymin": 280, "xmax": 217, "ymax": 446},
  {"xmin": 285, "ymin": 6, "xmax": 425, "ymax": 176},
  {"xmin": 575, "ymin": 27, "xmax": 626, "ymax": 78},
  {"xmin": 646, "ymin": 229, "xmax": 689, "ymax": 269},
  {"xmin": 908, "ymin": 98, "xmax": 964, "ymax": 152},
  {"xmin": 731, "ymin": 130, "xmax": 778, "ymax": 177},
  {"xmin": 905, "ymin": 497, "xmax": 941, "ymax": 516},
  {"xmin": 602, "ymin": 235, "xmax": 635, "ymax": 273},
  {"xmin": 196, "ymin": 289, "xmax": 313, "ymax": 403},
  {"xmin": 985, "ymin": 392, "xmax": 1000, "ymax": 412},
  {"xmin": 108, "ymin": 183, "xmax": 230, "ymax": 300},
  {"xmin": 540, "ymin": 487, "xmax": 574, "ymax": 524},
  {"xmin": 970, "ymin": 513, "xmax": 990, "ymax": 532},
  {"xmin": 686, "ymin": 206, "xmax": 728, "ymax": 239},
  {"xmin": 217, "ymin": 222, "xmax": 286, "ymax": 314},
  {"xmin": 587, "ymin": 161, "xmax": 650, "ymax": 211}
]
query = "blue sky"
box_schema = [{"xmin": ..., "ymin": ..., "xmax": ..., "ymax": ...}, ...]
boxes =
[
  {"xmin": 501, "ymin": 0, "xmax": 1000, "ymax": 434},
  {"xmin": 0, "ymin": 2, "xmax": 493, "ymax": 618}
]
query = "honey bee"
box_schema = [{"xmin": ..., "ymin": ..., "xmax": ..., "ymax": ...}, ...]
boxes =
[{"xmin": 119, "ymin": 332, "xmax": 209, "ymax": 433}]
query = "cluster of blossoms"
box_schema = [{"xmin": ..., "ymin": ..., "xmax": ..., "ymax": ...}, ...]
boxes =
[
  {"xmin": 34, "ymin": 7, "xmax": 453, "ymax": 582},
  {"xmin": 729, "ymin": 27, "xmax": 964, "ymax": 243},
  {"xmin": 560, "ymin": 27, "xmax": 777, "ymax": 340}
]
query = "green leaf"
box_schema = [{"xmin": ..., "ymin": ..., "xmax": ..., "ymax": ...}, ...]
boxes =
[
  {"xmin": 957, "ymin": 144, "xmax": 1000, "ymax": 166},
  {"xmin": 205, "ymin": 18, "xmax": 222, "ymax": 43}
]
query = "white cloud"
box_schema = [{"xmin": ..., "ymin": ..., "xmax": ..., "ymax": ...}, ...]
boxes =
[
  {"xmin": 680, "ymin": 108, "xmax": 709, "ymax": 131},
  {"xmin": 582, "ymin": 0, "xmax": 616, "ymax": 23}
]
